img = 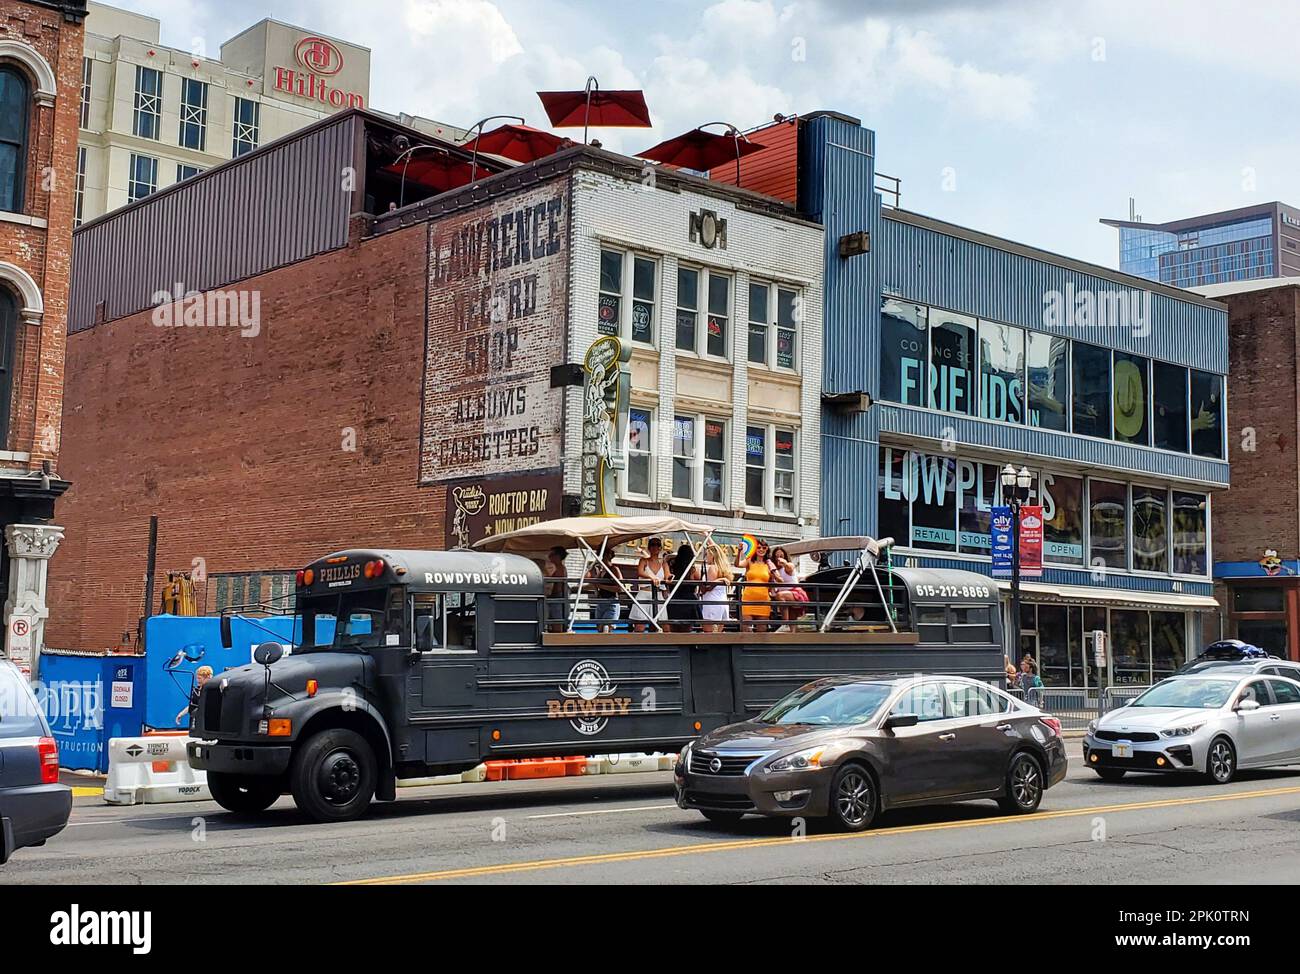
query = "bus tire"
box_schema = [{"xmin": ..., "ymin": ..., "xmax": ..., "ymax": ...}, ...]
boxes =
[
  {"xmin": 208, "ymin": 772, "xmax": 280, "ymax": 815},
  {"xmin": 290, "ymin": 728, "xmax": 377, "ymax": 823}
]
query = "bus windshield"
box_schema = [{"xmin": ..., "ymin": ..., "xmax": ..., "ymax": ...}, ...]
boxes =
[{"xmin": 299, "ymin": 589, "xmax": 388, "ymax": 651}]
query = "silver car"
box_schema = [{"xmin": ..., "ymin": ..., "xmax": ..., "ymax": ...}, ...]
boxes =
[{"xmin": 1083, "ymin": 673, "xmax": 1300, "ymax": 784}]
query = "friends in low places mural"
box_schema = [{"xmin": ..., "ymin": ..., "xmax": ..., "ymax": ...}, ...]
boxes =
[{"xmin": 877, "ymin": 448, "xmax": 1209, "ymax": 576}]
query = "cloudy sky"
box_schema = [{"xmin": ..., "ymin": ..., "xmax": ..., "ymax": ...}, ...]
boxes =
[{"xmin": 102, "ymin": 0, "xmax": 1299, "ymax": 267}]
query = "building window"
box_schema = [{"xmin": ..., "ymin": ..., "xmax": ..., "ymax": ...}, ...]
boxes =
[
  {"xmin": 1172, "ymin": 491, "xmax": 1208, "ymax": 575},
  {"xmin": 1132, "ymin": 485, "xmax": 1169, "ymax": 573},
  {"xmin": 878, "ymin": 448, "xmax": 910, "ymax": 546},
  {"xmin": 744, "ymin": 424, "xmax": 797, "ymax": 514},
  {"xmin": 957, "ymin": 458, "xmax": 996, "ymax": 554},
  {"xmin": 0, "ymin": 66, "xmax": 30, "ymax": 214},
  {"xmin": 881, "ymin": 299, "xmax": 927, "ymax": 407},
  {"xmin": 1112, "ymin": 352, "xmax": 1150, "ymax": 446},
  {"xmin": 232, "ymin": 97, "xmax": 260, "ymax": 156},
  {"xmin": 179, "ymin": 78, "xmax": 208, "ymax": 151},
  {"xmin": 676, "ymin": 266, "xmax": 698, "ymax": 351},
  {"xmin": 132, "ymin": 65, "xmax": 161, "ymax": 140},
  {"xmin": 706, "ymin": 271, "xmax": 730, "ymax": 358},
  {"xmin": 930, "ymin": 309, "xmax": 976, "ymax": 414},
  {"xmin": 1110, "ymin": 609, "xmax": 1152, "ymax": 686},
  {"xmin": 176, "ymin": 163, "xmax": 202, "ymax": 182},
  {"xmin": 623, "ymin": 407, "xmax": 652, "ymax": 498},
  {"xmin": 1027, "ymin": 331, "xmax": 1069, "ymax": 431},
  {"xmin": 672, "ymin": 414, "xmax": 726, "ymax": 506},
  {"xmin": 127, "ymin": 153, "xmax": 157, "ymax": 203},
  {"xmin": 1071, "ymin": 341, "xmax": 1111, "ymax": 438},
  {"xmin": 910, "ymin": 453, "xmax": 957, "ymax": 550},
  {"xmin": 677, "ymin": 266, "xmax": 731, "ymax": 359},
  {"xmin": 1041, "ymin": 472, "xmax": 1084, "ymax": 565},
  {"xmin": 597, "ymin": 248, "xmax": 657, "ymax": 345},
  {"xmin": 977, "ymin": 320, "xmax": 1024, "ymax": 423},
  {"xmin": 1152, "ymin": 361, "xmax": 1188, "ymax": 452},
  {"xmin": 79, "ymin": 56, "xmax": 92, "ymax": 130},
  {"xmin": 1189, "ymin": 370, "xmax": 1224, "ymax": 459},
  {"xmin": 747, "ymin": 281, "xmax": 800, "ymax": 369},
  {"xmin": 0, "ymin": 288, "xmax": 16, "ymax": 444},
  {"xmin": 1088, "ymin": 479, "xmax": 1127, "ymax": 570},
  {"xmin": 74, "ymin": 145, "xmax": 87, "ymax": 226}
]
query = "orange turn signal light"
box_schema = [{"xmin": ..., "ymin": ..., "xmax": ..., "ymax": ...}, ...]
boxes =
[
  {"xmin": 302, "ymin": 568, "xmax": 315, "ymax": 586},
  {"xmin": 491, "ymin": 729, "xmax": 501, "ymax": 741},
  {"xmin": 306, "ymin": 679, "xmax": 318, "ymax": 698},
  {"xmin": 694, "ymin": 721, "xmax": 702, "ymax": 731},
  {"xmin": 268, "ymin": 719, "xmax": 292, "ymax": 737}
]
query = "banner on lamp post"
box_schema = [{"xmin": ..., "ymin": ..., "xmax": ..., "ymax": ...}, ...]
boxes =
[
  {"xmin": 991, "ymin": 506, "xmax": 1013, "ymax": 579},
  {"xmin": 1019, "ymin": 505, "xmax": 1044, "ymax": 579}
]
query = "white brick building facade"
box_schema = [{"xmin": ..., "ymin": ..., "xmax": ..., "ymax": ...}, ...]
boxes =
[{"xmin": 565, "ymin": 165, "xmax": 825, "ymax": 545}]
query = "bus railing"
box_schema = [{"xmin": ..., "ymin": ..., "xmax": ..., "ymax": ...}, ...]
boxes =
[{"xmin": 541, "ymin": 576, "xmax": 914, "ymax": 635}]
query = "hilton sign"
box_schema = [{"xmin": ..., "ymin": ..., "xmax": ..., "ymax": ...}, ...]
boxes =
[{"xmin": 273, "ymin": 36, "xmax": 365, "ymax": 110}]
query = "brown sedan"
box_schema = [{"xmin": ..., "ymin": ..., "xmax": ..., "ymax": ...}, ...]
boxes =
[{"xmin": 675, "ymin": 675, "xmax": 1067, "ymax": 831}]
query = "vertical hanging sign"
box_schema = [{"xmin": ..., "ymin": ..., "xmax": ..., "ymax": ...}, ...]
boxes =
[
  {"xmin": 1019, "ymin": 505, "xmax": 1044, "ymax": 579},
  {"xmin": 990, "ymin": 506, "xmax": 1013, "ymax": 578},
  {"xmin": 580, "ymin": 336, "xmax": 631, "ymax": 515}
]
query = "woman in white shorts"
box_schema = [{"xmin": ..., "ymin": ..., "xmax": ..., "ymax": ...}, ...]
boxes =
[{"xmin": 699, "ymin": 545, "xmax": 734, "ymax": 633}]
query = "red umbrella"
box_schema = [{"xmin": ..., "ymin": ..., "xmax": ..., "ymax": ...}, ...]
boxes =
[
  {"xmin": 537, "ymin": 76, "xmax": 651, "ymax": 142},
  {"xmin": 462, "ymin": 123, "xmax": 574, "ymax": 164},
  {"xmin": 380, "ymin": 150, "xmax": 477, "ymax": 203},
  {"xmin": 638, "ymin": 125, "xmax": 765, "ymax": 186}
]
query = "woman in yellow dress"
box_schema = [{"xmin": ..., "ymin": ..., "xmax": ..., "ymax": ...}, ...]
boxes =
[{"xmin": 740, "ymin": 538, "xmax": 774, "ymax": 633}]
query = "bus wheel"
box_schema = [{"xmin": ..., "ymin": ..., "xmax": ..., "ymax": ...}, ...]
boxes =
[
  {"xmin": 290, "ymin": 729, "xmax": 377, "ymax": 823},
  {"xmin": 208, "ymin": 772, "xmax": 280, "ymax": 814}
]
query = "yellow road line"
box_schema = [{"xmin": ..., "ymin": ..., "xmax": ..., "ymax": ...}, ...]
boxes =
[{"xmin": 337, "ymin": 783, "xmax": 1300, "ymax": 885}]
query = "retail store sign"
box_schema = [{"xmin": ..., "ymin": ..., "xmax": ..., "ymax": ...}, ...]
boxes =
[{"xmin": 445, "ymin": 472, "xmax": 563, "ymax": 548}]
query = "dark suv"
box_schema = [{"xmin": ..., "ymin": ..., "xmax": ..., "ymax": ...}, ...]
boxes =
[{"xmin": 0, "ymin": 659, "xmax": 71, "ymax": 864}]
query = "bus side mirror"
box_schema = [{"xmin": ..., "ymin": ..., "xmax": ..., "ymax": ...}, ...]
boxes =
[
  {"xmin": 220, "ymin": 615, "xmax": 233, "ymax": 649},
  {"xmin": 253, "ymin": 642, "xmax": 284, "ymax": 666}
]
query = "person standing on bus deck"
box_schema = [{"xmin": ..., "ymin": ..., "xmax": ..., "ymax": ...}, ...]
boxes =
[
  {"xmin": 629, "ymin": 537, "xmax": 671, "ymax": 632},
  {"xmin": 700, "ymin": 545, "xmax": 734, "ymax": 633},
  {"xmin": 769, "ymin": 546, "xmax": 808, "ymax": 632},
  {"xmin": 666, "ymin": 542, "xmax": 702, "ymax": 632},
  {"xmin": 587, "ymin": 553, "xmax": 622, "ymax": 632},
  {"xmin": 739, "ymin": 538, "xmax": 775, "ymax": 633},
  {"xmin": 544, "ymin": 547, "xmax": 569, "ymax": 632},
  {"xmin": 177, "ymin": 665, "xmax": 213, "ymax": 726}
]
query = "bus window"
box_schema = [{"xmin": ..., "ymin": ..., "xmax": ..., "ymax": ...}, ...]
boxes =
[
  {"xmin": 914, "ymin": 605, "xmax": 948, "ymax": 642},
  {"xmin": 950, "ymin": 605, "xmax": 993, "ymax": 643},
  {"xmin": 445, "ymin": 592, "xmax": 476, "ymax": 648},
  {"xmin": 413, "ymin": 594, "xmax": 444, "ymax": 652}
]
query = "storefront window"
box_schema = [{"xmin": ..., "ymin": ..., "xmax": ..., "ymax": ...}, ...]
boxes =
[
  {"xmin": 1132, "ymin": 485, "xmax": 1169, "ymax": 573},
  {"xmin": 880, "ymin": 299, "xmax": 927, "ymax": 407},
  {"xmin": 1041, "ymin": 473, "xmax": 1084, "ymax": 566},
  {"xmin": 1151, "ymin": 612, "xmax": 1186, "ymax": 679},
  {"xmin": 703, "ymin": 419, "xmax": 726, "ymax": 504},
  {"xmin": 745, "ymin": 426, "xmax": 766, "ymax": 508},
  {"xmin": 878, "ymin": 448, "xmax": 910, "ymax": 546},
  {"xmin": 1237, "ymin": 620, "xmax": 1288, "ymax": 656},
  {"xmin": 1089, "ymin": 480, "xmax": 1128, "ymax": 570},
  {"xmin": 929, "ymin": 310, "xmax": 976, "ymax": 415},
  {"xmin": 1172, "ymin": 491, "xmax": 1208, "ymax": 575},
  {"xmin": 1083, "ymin": 606, "xmax": 1107, "ymax": 688},
  {"xmin": 910, "ymin": 454, "xmax": 957, "ymax": 550},
  {"xmin": 1037, "ymin": 605, "xmax": 1073, "ymax": 687},
  {"xmin": 957, "ymin": 459, "xmax": 995, "ymax": 554},
  {"xmin": 1027, "ymin": 332, "xmax": 1069, "ymax": 432},
  {"xmin": 1112, "ymin": 352, "xmax": 1150, "ymax": 446},
  {"xmin": 672, "ymin": 415, "xmax": 694, "ymax": 500},
  {"xmin": 1189, "ymin": 370, "xmax": 1224, "ymax": 459},
  {"xmin": 1072, "ymin": 342, "xmax": 1111, "ymax": 438},
  {"xmin": 1110, "ymin": 609, "xmax": 1151, "ymax": 686},
  {"xmin": 978, "ymin": 320, "xmax": 1024, "ymax": 423},
  {"xmin": 1152, "ymin": 362, "xmax": 1188, "ymax": 452}
]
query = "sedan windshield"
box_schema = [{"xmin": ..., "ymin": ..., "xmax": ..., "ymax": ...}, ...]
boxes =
[
  {"xmin": 757, "ymin": 682, "xmax": 894, "ymax": 726},
  {"xmin": 1129, "ymin": 679, "xmax": 1237, "ymax": 709}
]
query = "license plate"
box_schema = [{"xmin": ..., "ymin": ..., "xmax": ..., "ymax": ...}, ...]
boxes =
[{"xmin": 1112, "ymin": 742, "xmax": 1132, "ymax": 759}]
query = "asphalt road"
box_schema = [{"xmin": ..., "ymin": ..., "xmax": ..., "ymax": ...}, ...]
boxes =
[{"xmin": 9, "ymin": 743, "xmax": 1300, "ymax": 884}]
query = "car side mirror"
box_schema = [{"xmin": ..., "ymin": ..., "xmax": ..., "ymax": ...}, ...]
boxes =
[
  {"xmin": 253, "ymin": 642, "xmax": 284, "ymax": 666},
  {"xmin": 884, "ymin": 713, "xmax": 919, "ymax": 730},
  {"xmin": 220, "ymin": 614, "xmax": 233, "ymax": 649},
  {"xmin": 1235, "ymin": 697, "xmax": 1261, "ymax": 713}
]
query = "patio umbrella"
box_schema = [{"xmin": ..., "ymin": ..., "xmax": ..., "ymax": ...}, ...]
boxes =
[
  {"xmin": 537, "ymin": 76, "xmax": 652, "ymax": 142},
  {"xmin": 638, "ymin": 125, "xmax": 765, "ymax": 186},
  {"xmin": 462, "ymin": 123, "xmax": 574, "ymax": 164},
  {"xmin": 380, "ymin": 150, "xmax": 477, "ymax": 204}
]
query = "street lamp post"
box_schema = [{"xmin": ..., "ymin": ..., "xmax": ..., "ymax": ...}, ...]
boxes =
[{"xmin": 1001, "ymin": 463, "xmax": 1033, "ymax": 672}]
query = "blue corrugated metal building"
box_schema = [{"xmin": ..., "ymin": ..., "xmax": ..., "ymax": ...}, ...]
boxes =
[{"xmin": 793, "ymin": 111, "xmax": 1228, "ymax": 688}]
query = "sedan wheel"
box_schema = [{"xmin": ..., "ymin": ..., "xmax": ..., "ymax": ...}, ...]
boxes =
[
  {"xmin": 829, "ymin": 764, "xmax": 877, "ymax": 832},
  {"xmin": 1206, "ymin": 737, "xmax": 1237, "ymax": 784},
  {"xmin": 997, "ymin": 753, "xmax": 1043, "ymax": 814}
]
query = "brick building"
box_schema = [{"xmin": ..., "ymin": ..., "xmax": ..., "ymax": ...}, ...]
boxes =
[
  {"xmin": 46, "ymin": 109, "xmax": 824, "ymax": 651},
  {"xmin": 1197, "ymin": 281, "xmax": 1300, "ymax": 657},
  {"xmin": 0, "ymin": 0, "xmax": 85, "ymax": 676}
]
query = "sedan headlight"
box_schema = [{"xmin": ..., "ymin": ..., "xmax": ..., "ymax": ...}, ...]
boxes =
[
  {"xmin": 1160, "ymin": 723, "xmax": 1206, "ymax": 738},
  {"xmin": 677, "ymin": 742, "xmax": 693, "ymax": 770},
  {"xmin": 1086, "ymin": 719, "xmax": 1098, "ymax": 735},
  {"xmin": 767, "ymin": 747, "xmax": 825, "ymax": 773}
]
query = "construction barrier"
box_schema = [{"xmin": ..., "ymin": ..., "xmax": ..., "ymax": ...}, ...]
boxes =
[{"xmin": 104, "ymin": 735, "xmax": 210, "ymax": 805}]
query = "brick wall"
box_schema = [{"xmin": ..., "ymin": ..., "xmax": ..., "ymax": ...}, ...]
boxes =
[
  {"xmin": 1213, "ymin": 284, "xmax": 1300, "ymax": 565},
  {"xmin": 0, "ymin": 0, "xmax": 82, "ymax": 464},
  {"xmin": 46, "ymin": 223, "xmax": 439, "ymax": 649}
]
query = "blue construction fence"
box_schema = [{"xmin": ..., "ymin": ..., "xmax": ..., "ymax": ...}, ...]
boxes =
[{"xmin": 38, "ymin": 613, "xmax": 330, "ymax": 771}]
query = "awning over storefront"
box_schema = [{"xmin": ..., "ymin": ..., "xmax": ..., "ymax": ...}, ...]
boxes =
[{"xmin": 993, "ymin": 580, "xmax": 1218, "ymax": 611}]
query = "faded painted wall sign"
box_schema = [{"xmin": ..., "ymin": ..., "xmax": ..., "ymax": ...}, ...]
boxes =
[
  {"xmin": 580, "ymin": 336, "xmax": 631, "ymax": 515},
  {"xmin": 421, "ymin": 183, "xmax": 569, "ymax": 484},
  {"xmin": 446, "ymin": 472, "xmax": 563, "ymax": 548}
]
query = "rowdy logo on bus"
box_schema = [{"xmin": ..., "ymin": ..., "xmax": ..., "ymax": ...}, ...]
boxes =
[{"xmin": 546, "ymin": 660, "xmax": 632, "ymax": 735}]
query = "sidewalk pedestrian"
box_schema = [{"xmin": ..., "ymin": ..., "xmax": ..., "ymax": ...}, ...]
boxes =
[{"xmin": 177, "ymin": 665, "xmax": 213, "ymax": 727}]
